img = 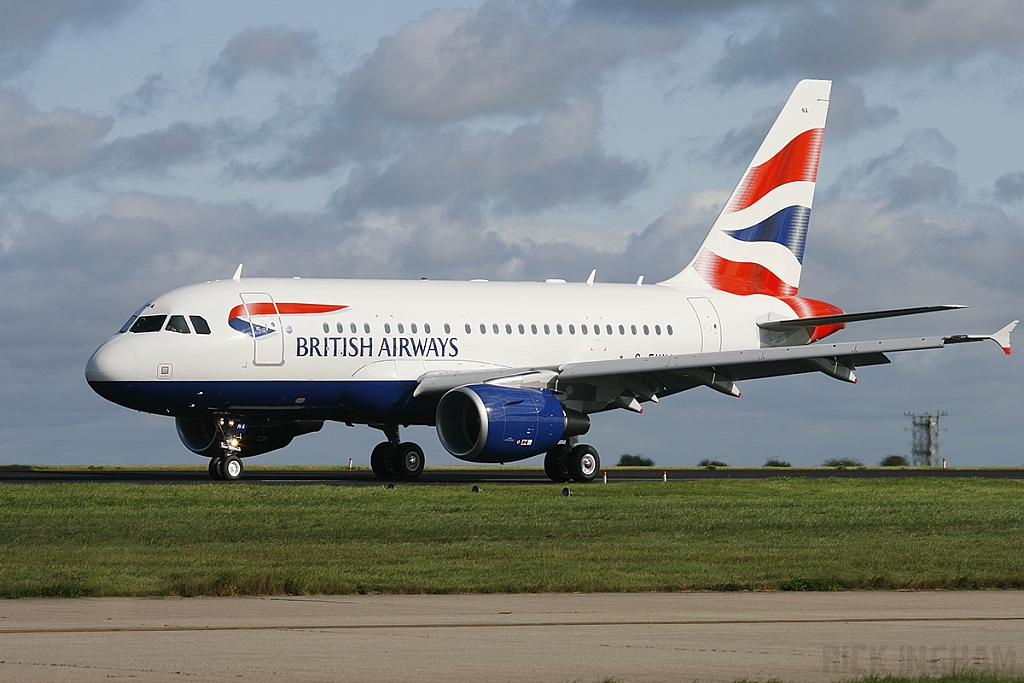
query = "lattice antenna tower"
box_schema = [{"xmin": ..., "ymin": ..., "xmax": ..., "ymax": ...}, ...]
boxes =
[{"xmin": 905, "ymin": 412, "xmax": 947, "ymax": 467}]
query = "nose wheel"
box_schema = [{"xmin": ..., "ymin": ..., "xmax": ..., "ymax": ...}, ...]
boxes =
[{"xmin": 208, "ymin": 455, "xmax": 244, "ymax": 481}]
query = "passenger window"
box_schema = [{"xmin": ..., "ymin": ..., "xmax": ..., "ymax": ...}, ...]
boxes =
[
  {"xmin": 336, "ymin": 322, "xmax": 343, "ymax": 333},
  {"xmin": 606, "ymin": 325, "xmax": 612, "ymax": 335},
  {"xmin": 411, "ymin": 323, "xmax": 417, "ymax": 333},
  {"xmin": 492, "ymin": 323, "xmax": 499, "ymax": 334},
  {"xmin": 350, "ymin": 322, "xmax": 357, "ymax": 334},
  {"xmin": 544, "ymin": 324, "xmax": 550, "ymax": 334},
  {"xmin": 643, "ymin": 325, "xmax": 650, "ymax": 335},
  {"xmin": 531, "ymin": 324, "xmax": 538, "ymax": 334},
  {"xmin": 556, "ymin": 324, "xmax": 563, "ymax": 335},
  {"xmin": 618, "ymin": 324, "xmax": 625, "ymax": 335},
  {"xmin": 130, "ymin": 315, "xmax": 166, "ymax": 333},
  {"xmin": 464, "ymin": 323, "xmax": 471, "ymax": 334},
  {"xmin": 631, "ymin": 325, "xmax": 637, "ymax": 335},
  {"xmin": 593, "ymin": 325, "xmax": 600, "ymax": 335},
  {"xmin": 425, "ymin": 323, "xmax": 431, "ymax": 334},
  {"xmin": 385, "ymin": 323, "xmax": 392, "ymax": 334},
  {"xmin": 581, "ymin": 325, "xmax": 587, "ymax": 335},
  {"xmin": 189, "ymin": 316, "xmax": 211, "ymax": 335},
  {"xmin": 655, "ymin": 325, "xmax": 661, "ymax": 335},
  {"xmin": 518, "ymin": 324, "xmax": 525, "ymax": 334},
  {"xmin": 480, "ymin": 323, "xmax": 486, "ymax": 334},
  {"xmin": 398, "ymin": 323, "xmax": 405, "ymax": 333},
  {"xmin": 444, "ymin": 323, "xmax": 451, "ymax": 334},
  {"xmin": 364, "ymin": 323, "xmax": 371, "ymax": 334},
  {"xmin": 166, "ymin": 315, "xmax": 191, "ymax": 334},
  {"xmin": 667, "ymin": 325, "xmax": 674, "ymax": 335},
  {"xmin": 505, "ymin": 323, "xmax": 512, "ymax": 334}
]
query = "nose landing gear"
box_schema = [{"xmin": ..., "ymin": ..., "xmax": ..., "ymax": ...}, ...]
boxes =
[{"xmin": 207, "ymin": 418, "xmax": 246, "ymax": 481}]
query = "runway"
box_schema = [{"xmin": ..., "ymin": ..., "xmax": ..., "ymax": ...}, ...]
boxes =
[
  {"xmin": 3, "ymin": 466, "xmax": 1024, "ymax": 485},
  {"xmin": 1, "ymin": 592, "xmax": 1021, "ymax": 682}
]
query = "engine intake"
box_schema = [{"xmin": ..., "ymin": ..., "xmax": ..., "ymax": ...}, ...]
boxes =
[
  {"xmin": 175, "ymin": 417, "xmax": 323, "ymax": 458},
  {"xmin": 435, "ymin": 384, "xmax": 589, "ymax": 463}
]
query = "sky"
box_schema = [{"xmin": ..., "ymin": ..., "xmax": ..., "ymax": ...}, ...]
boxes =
[{"xmin": 1, "ymin": 0, "xmax": 1022, "ymax": 469}]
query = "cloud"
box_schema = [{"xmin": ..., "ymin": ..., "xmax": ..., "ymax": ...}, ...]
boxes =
[
  {"xmin": 993, "ymin": 171, "xmax": 1024, "ymax": 203},
  {"xmin": 0, "ymin": 0, "xmax": 138, "ymax": 81},
  {"xmin": 207, "ymin": 24, "xmax": 320, "ymax": 92},
  {"xmin": 97, "ymin": 120, "xmax": 247, "ymax": 177},
  {"xmin": 113, "ymin": 72, "xmax": 167, "ymax": 117},
  {"xmin": 828, "ymin": 129, "xmax": 961, "ymax": 210},
  {"xmin": 700, "ymin": 104, "xmax": 777, "ymax": 168},
  {"xmin": 713, "ymin": 0, "xmax": 1024, "ymax": 84},
  {"xmin": 334, "ymin": 101, "xmax": 649, "ymax": 217},
  {"xmin": 272, "ymin": 2, "xmax": 685, "ymax": 178},
  {"xmin": 826, "ymin": 80, "xmax": 898, "ymax": 139},
  {"xmin": 0, "ymin": 89, "xmax": 111, "ymax": 180}
]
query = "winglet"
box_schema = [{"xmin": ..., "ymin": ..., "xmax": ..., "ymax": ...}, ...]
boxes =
[
  {"xmin": 587, "ymin": 269, "xmax": 596, "ymax": 286},
  {"xmin": 994, "ymin": 320, "xmax": 1018, "ymax": 355},
  {"xmin": 943, "ymin": 320, "xmax": 1017, "ymax": 355},
  {"xmin": 232, "ymin": 264, "xmax": 243, "ymax": 282}
]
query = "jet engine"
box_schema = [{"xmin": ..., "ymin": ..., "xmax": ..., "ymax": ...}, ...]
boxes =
[
  {"xmin": 435, "ymin": 384, "xmax": 589, "ymax": 463},
  {"xmin": 175, "ymin": 416, "xmax": 324, "ymax": 458}
]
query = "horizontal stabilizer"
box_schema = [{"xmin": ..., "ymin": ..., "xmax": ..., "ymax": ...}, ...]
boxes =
[{"xmin": 757, "ymin": 305, "xmax": 967, "ymax": 332}]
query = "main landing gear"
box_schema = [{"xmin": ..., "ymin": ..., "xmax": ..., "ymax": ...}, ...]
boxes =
[
  {"xmin": 369, "ymin": 424, "xmax": 425, "ymax": 480},
  {"xmin": 544, "ymin": 440, "xmax": 600, "ymax": 483}
]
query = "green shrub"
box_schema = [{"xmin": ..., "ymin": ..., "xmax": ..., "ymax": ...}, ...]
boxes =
[
  {"xmin": 617, "ymin": 454, "xmax": 655, "ymax": 467},
  {"xmin": 698, "ymin": 459, "xmax": 728, "ymax": 469},
  {"xmin": 823, "ymin": 457, "xmax": 864, "ymax": 468},
  {"xmin": 764, "ymin": 458, "xmax": 791, "ymax": 467},
  {"xmin": 880, "ymin": 455, "xmax": 910, "ymax": 467}
]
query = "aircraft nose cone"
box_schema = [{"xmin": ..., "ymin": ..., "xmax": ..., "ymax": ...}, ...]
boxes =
[{"xmin": 85, "ymin": 339, "xmax": 138, "ymax": 383}]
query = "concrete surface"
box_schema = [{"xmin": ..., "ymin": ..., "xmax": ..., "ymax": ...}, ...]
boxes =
[{"xmin": 1, "ymin": 591, "xmax": 1021, "ymax": 682}]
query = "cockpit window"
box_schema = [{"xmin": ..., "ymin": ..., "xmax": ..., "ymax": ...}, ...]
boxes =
[
  {"xmin": 119, "ymin": 304, "xmax": 150, "ymax": 333},
  {"xmin": 129, "ymin": 315, "xmax": 167, "ymax": 333},
  {"xmin": 190, "ymin": 316, "xmax": 212, "ymax": 335},
  {"xmin": 165, "ymin": 315, "xmax": 191, "ymax": 334}
]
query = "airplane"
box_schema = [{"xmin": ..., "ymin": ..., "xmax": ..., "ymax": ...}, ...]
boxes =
[{"xmin": 85, "ymin": 79, "xmax": 1017, "ymax": 482}]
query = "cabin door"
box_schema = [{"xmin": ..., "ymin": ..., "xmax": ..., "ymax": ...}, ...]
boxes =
[
  {"xmin": 688, "ymin": 297, "xmax": 722, "ymax": 353},
  {"xmin": 239, "ymin": 292, "xmax": 285, "ymax": 366}
]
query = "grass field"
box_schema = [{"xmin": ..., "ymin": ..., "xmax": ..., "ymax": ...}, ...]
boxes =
[{"xmin": 1, "ymin": 478, "xmax": 1022, "ymax": 597}]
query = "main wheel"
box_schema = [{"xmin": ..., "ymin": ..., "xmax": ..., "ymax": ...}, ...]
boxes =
[
  {"xmin": 208, "ymin": 457, "xmax": 223, "ymax": 480},
  {"xmin": 544, "ymin": 445, "xmax": 571, "ymax": 483},
  {"xmin": 392, "ymin": 442, "xmax": 425, "ymax": 479},
  {"xmin": 370, "ymin": 442, "xmax": 394, "ymax": 479},
  {"xmin": 567, "ymin": 444, "xmax": 599, "ymax": 482},
  {"xmin": 222, "ymin": 454, "xmax": 243, "ymax": 481}
]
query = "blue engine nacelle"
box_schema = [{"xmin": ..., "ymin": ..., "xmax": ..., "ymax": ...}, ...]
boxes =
[{"xmin": 435, "ymin": 384, "xmax": 589, "ymax": 463}]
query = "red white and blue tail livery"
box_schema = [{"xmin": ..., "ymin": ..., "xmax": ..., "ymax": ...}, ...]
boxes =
[{"xmin": 85, "ymin": 80, "xmax": 1017, "ymax": 481}]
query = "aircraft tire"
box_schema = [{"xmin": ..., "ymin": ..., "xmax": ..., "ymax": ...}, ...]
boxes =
[
  {"xmin": 208, "ymin": 457, "xmax": 223, "ymax": 480},
  {"xmin": 222, "ymin": 454, "xmax": 243, "ymax": 481},
  {"xmin": 393, "ymin": 442, "xmax": 425, "ymax": 479},
  {"xmin": 370, "ymin": 442, "xmax": 395, "ymax": 479},
  {"xmin": 568, "ymin": 444, "xmax": 600, "ymax": 482},
  {"xmin": 544, "ymin": 446, "xmax": 572, "ymax": 483}
]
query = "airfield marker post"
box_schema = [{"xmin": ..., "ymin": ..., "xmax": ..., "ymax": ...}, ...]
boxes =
[
  {"xmin": 349, "ymin": 458, "xmax": 353, "ymax": 471},
  {"xmin": 663, "ymin": 471, "xmax": 667, "ymax": 482},
  {"xmin": 943, "ymin": 458, "xmax": 947, "ymax": 470},
  {"xmin": 603, "ymin": 471, "xmax": 607, "ymax": 484}
]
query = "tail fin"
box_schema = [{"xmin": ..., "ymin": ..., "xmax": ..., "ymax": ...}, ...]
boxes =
[{"xmin": 660, "ymin": 79, "xmax": 831, "ymax": 295}]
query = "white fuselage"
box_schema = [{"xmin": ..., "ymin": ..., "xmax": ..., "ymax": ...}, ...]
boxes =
[{"xmin": 86, "ymin": 276, "xmax": 797, "ymax": 424}]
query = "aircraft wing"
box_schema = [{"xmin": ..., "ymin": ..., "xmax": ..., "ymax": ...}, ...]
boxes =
[{"xmin": 413, "ymin": 321, "xmax": 1017, "ymax": 408}]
